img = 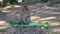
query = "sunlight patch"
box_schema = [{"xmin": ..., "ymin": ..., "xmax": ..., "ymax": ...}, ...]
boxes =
[
  {"xmin": 38, "ymin": 16, "xmax": 56, "ymax": 21},
  {"xmin": 31, "ymin": 16, "xmax": 40, "ymax": 20}
]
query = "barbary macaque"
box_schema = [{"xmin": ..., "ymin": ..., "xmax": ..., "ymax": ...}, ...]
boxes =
[{"xmin": 20, "ymin": 3, "xmax": 30, "ymax": 25}]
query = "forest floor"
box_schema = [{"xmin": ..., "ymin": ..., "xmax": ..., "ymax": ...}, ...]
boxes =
[{"xmin": 0, "ymin": 3, "xmax": 60, "ymax": 34}]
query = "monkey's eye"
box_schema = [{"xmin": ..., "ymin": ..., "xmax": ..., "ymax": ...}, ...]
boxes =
[
  {"xmin": 25, "ymin": 19, "xmax": 27, "ymax": 21},
  {"xmin": 27, "ymin": 16, "xmax": 29, "ymax": 18}
]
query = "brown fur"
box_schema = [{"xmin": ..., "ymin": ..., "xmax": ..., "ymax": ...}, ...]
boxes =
[
  {"xmin": 21, "ymin": 4, "xmax": 29, "ymax": 11},
  {"xmin": 20, "ymin": 3, "xmax": 30, "ymax": 24}
]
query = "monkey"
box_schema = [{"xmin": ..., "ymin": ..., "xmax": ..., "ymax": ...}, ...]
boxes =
[{"xmin": 20, "ymin": 3, "xmax": 30, "ymax": 25}]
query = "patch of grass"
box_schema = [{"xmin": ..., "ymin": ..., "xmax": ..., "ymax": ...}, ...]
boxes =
[
  {"xmin": 28, "ymin": 21, "xmax": 41, "ymax": 26},
  {"xmin": 3, "ymin": 0, "xmax": 10, "ymax": 7},
  {"xmin": 7, "ymin": 20, "xmax": 21, "ymax": 27}
]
